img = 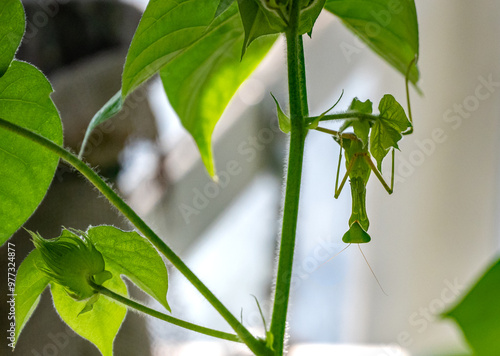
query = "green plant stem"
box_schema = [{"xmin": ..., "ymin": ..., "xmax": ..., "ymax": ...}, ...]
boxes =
[
  {"xmin": 269, "ymin": 1, "xmax": 308, "ymax": 354},
  {"xmin": 307, "ymin": 111, "xmax": 380, "ymax": 125},
  {"xmin": 0, "ymin": 117, "xmax": 271, "ymax": 356},
  {"xmin": 89, "ymin": 281, "xmax": 240, "ymax": 343}
]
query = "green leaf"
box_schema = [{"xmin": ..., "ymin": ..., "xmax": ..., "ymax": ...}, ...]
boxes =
[
  {"xmin": 370, "ymin": 94, "xmax": 410, "ymax": 169},
  {"xmin": 0, "ymin": 0, "xmax": 25, "ymax": 78},
  {"xmin": 120, "ymin": 0, "xmax": 277, "ymax": 176},
  {"xmin": 215, "ymin": 0, "xmax": 236, "ymax": 19},
  {"xmin": 160, "ymin": 4, "xmax": 277, "ymax": 176},
  {"xmin": 443, "ymin": 258, "xmax": 500, "ymax": 356},
  {"xmin": 0, "ymin": 61, "xmax": 63, "ymax": 246},
  {"xmin": 271, "ymin": 93, "xmax": 290, "ymax": 134},
  {"xmin": 237, "ymin": 0, "xmax": 326, "ymax": 54},
  {"xmin": 237, "ymin": 0, "xmax": 284, "ymax": 56},
  {"xmin": 349, "ymin": 97, "xmax": 372, "ymax": 146},
  {"xmin": 51, "ymin": 273, "xmax": 127, "ymax": 356},
  {"xmin": 298, "ymin": 0, "xmax": 328, "ymax": 36},
  {"xmin": 349, "ymin": 97, "xmax": 372, "ymax": 114},
  {"xmin": 87, "ymin": 225, "xmax": 171, "ymax": 311},
  {"xmin": 79, "ymin": 91, "xmax": 122, "ymax": 158},
  {"xmin": 324, "ymin": 0, "xmax": 420, "ymax": 85},
  {"xmin": 121, "ymin": 0, "xmax": 220, "ymax": 98},
  {"xmin": 14, "ymin": 250, "xmax": 50, "ymax": 344}
]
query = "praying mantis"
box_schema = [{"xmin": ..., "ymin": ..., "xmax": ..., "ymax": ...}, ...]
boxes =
[
  {"xmin": 277, "ymin": 60, "xmax": 416, "ymax": 246},
  {"xmin": 321, "ymin": 59, "xmax": 416, "ymax": 245},
  {"xmin": 333, "ymin": 132, "xmax": 395, "ymax": 245}
]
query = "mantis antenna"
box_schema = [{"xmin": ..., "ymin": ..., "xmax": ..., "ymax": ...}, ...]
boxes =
[{"xmin": 358, "ymin": 244, "xmax": 388, "ymax": 296}]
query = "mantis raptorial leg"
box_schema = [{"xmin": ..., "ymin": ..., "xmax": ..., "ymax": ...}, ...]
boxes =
[{"xmin": 335, "ymin": 143, "xmax": 395, "ymax": 197}]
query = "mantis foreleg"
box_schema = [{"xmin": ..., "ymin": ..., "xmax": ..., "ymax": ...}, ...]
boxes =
[{"xmin": 334, "ymin": 149, "xmax": 358, "ymax": 199}]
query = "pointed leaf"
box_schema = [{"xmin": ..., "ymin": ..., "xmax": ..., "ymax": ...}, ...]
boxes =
[
  {"xmin": 87, "ymin": 225, "xmax": 171, "ymax": 311},
  {"xmin": 160, "ymin": 4, "xmax": 277, "ymax": 176},
  {"xmin": 237, "ymin": 0, "xmax": 326, "ymax": 54},
  {"xmin": 14, "ymin": 250, "xmax": 50, "ymax": 344},
  {"xmin": 443, "ymin": 258, "xmax": 500, "ymax": 356},
  {"xmin": 79, "ymin": 91, "xmax": 122, "ymax": 158},
  {"xmin": 237, "ymin": 0, "xmax": 283, "ymax": 56},
  {"xmin": 51, "ymin": 274, "xmax": 127, "ymax": 356},
  {"xmin": 0, "ymin": 61, "xmax": 63, "ymax": 245},
  {"xmin": 120, "ymin": 0, "xmax": 277, "ymax": 176},
  {"xmin": 298, "ymin": 0, "xmax": 328, "ymax": 36},
  {"xmin": 271, "ymin": 93, "xmax": 290, "ymax": 134},
  {"xmin": 324, "ymin": 0, "xmax": 420, "ymax": 85},
  {"xmin": 0, "ymin": 0, "xmax": 25, "ymax": 78},
  {"xmin": 370, "ymin": 94, "xmax": 410, "ymax": 169}
]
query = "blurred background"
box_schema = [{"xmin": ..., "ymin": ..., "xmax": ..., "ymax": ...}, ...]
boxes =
[{"xmin": 1, "ymin": 0, "xmax": 500, "ymax": 355}]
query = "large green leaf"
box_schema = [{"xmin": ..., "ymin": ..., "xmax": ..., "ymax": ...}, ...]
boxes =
[
  {"xmin": 443, "ymin": 258, "xmax": 500, "ymax": 356},
  {"xmin": 0, "ymin": 0, "xmax": 25, "ymax": 78},
  {"xmin": 0, "ymin": 61, "xmax": 63, "ymax": 245},
  {"xmin": 215, "ymin": 0, "xmax": 237, "ymax": 19},
  {"xmin": 370, "ymin": 94, "xmax": 410, "ymax": 169},
  {"xmin": 324, "ymin": 0, "xmax": 419, "ymax": 85},
  {"xmin": 121, "ymin": 0, "xmax": 220, "ymax": 98},
  {"xmin": 117, "ymin": 0, "xmax": 277, "ymax": 176},
  {"xmin": 87, "ymin": 225, "xmax": 171, "ymax": 311},
  {"xmin": 51, "ymin": 274, "xmax": 127, "ymax": 356},
  {"xmin": 160, "ymin": 4, "xmax": 277, "ymax": 176},
  {"xmin": 14, "ymin": 250, "xmax": 50, "ymax": 345}
]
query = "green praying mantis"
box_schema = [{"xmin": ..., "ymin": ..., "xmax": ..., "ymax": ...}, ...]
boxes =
[
  {"xmin": 275, "ymin": 60, "xmax": 416, "ymax": 247},
  {"xmin": 333, "ymin": 134, "xmax": 395, "ymax": 245},
  {"xmin": 322, "ymin": 59, "xmax": 416, "ymax": 247}
]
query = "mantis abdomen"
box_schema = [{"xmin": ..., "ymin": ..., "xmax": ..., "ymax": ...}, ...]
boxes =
[
  {"xmin": 348, "ymin": 177, "xmax": 369, "ymax": 231},
  {"xmin": 342, "ymin": 177, "xmax": 372, "ymax": 244}
]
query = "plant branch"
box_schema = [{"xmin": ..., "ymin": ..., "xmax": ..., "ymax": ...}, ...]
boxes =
[
  {"xmin": 314, "ymin": 126, "xmax": 359, "ymax": 141},
  {"xmin": 89, "ymin": 281, "xmax": 240, "ymax": 343},
  {"xmin": 307, "ymin": 111, "xmax": 380, "ymax": 125},
  {"xmin": 269, "ymin": 1, "xmax": 308, "ymax": 354},
  {"xmin": 0, "ymin": 117, "xmax": 271, "ymax": 356}
]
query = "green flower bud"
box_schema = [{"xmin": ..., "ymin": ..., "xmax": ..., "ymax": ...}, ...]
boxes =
[{"xmin": 28, "ymin": 229, "xmax": 112, "ymax": 302}]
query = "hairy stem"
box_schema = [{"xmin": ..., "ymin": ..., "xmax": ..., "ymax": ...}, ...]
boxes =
[
  {"xmin": 89, "ymin": 281, "xmax": 240, "ymax": 343},
  {"xmin": 269, "ymin": 1, "xmax": 308, "ymax": 354},
  {"xmin": 0, "ymin": 117, "xmax": 271, "ymax": 356}
]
